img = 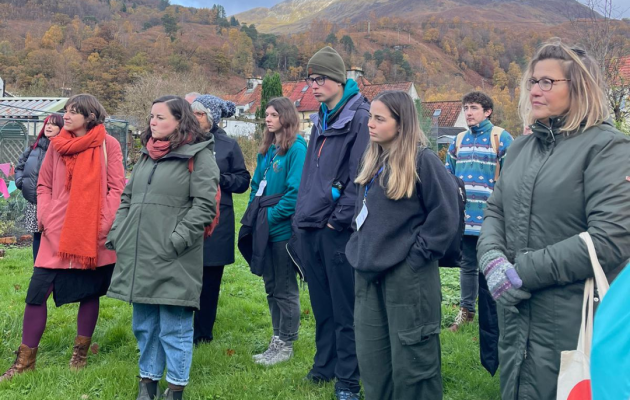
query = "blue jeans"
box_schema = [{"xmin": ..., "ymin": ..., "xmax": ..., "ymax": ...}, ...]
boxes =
[
  {"xmin": 132, "ymin": 303, "xmax": 194, "ymax": 386},
  {"xmin": 460, "ymin": 236, "xmax": 479, "ymax": 313}
]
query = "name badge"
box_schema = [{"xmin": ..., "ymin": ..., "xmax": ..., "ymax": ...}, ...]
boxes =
[
  {"xmin": 355, "ymin": 201, "xmax": 369, "ymax": 231},
  {"xmin": 256, "ymin": 180, "xmax": 267, "ymax": 197}
]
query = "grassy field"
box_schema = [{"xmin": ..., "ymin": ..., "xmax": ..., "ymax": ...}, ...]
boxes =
[{"xmin": 0, "ymin": 192, "xmax": 500, "ymax": 400}]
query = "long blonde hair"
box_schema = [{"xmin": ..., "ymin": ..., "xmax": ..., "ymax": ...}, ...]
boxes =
[
  {"xmin": 355, "ymin": 91, "xmax": 428, "ymax": 200},
  {"xmin": 519, "ymin": 37, "xmax": 609, "ymax": 132}
]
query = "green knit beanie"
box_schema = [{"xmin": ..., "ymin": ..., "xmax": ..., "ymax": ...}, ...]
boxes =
[{"xmin": 307, "ymin": 46, "xmax": 347, "ymax": 84}]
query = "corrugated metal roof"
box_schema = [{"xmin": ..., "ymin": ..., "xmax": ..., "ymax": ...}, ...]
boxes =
[{"xmin": 0, "ymin": 97, "xmax": 68, "ymax": 118}]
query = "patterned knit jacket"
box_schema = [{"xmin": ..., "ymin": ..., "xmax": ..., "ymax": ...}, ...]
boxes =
[{"xmin": 445, "ymin": 119, "xmax": 514, "ymax": 236}]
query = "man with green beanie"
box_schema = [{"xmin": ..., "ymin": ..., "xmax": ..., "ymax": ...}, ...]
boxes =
[{"xmin": 290, "ymin": 46, "xmax": 369, "ymax": 400}]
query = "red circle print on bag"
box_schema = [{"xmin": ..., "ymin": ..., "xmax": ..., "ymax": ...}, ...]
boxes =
[{"xmin": 567, "ymin": 380, "xmax": 592, "ymax": 400}]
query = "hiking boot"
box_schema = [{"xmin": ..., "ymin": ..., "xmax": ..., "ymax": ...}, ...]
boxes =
[
  {"xmin": 257, "ymin": 339, "xmax": 293, "ymax": 366},
  {"xmin": 161, "ymin": 383, "xmax": 184, "ymax": 400},
  {"xmin": 252, "ymin": 335, "xmax": 279, "ymax": 362},
  {"xmin": 335, "ymin": 389, "xmax": 360, "ymax": 400},
  {"xmin": 449, "ymin": 307, "xmax": 475, "ymax": 332},
  {"xmin": 0, "ymin": 344, "xmax": 38, "ymax": 383},
  {"xmin": 69, "ymin": 335, "xmax": 91, "ymax": 370},
  {"xmin": 137, "ymin": 378, "xmax": 161, "ymax": 400}
]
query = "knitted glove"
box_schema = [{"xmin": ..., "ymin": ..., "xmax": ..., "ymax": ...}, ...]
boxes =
[{"xmin": 480, "ymin": 250, "xmax": 531, "ymax": 311}]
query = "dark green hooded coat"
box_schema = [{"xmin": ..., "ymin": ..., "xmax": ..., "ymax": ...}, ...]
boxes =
[
  {"xmin": 477, "ymin": 119, "xmax": 630, "ymax": 400},
  {"xmin": 107, "ymin": 139, "xmax": 220, "ymax": 309}
]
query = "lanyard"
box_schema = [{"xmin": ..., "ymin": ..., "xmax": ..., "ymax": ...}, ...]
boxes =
[
  {"xmin": 364, "ymin": 166, "xmax": 384, "ymax": 199},
  {"xmin": 263, "ymin": 150, "xmax": 277, "ymax": 180}
]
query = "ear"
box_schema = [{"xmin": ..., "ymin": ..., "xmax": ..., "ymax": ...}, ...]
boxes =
[{"xmin": 484, "ymin": 109, "xmax": 492, "ymax": 119}]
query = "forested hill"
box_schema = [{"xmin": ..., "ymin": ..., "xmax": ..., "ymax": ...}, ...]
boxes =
[{"xmin": 0, "ymin": 0, "xmax": 627, "ymax": 135}]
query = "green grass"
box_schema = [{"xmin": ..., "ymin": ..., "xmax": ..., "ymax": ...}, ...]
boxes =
[{"xmin": 0, "ymin": 192, "xmax": 499, "ymax": 400}]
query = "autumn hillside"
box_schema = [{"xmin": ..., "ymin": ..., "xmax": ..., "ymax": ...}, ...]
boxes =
[
  {"xmin": 0, "ymin": 0, "xmax": 628, "ymax": 135},
  {"xmin": 236, "ymin": 0, "xmax": 594, "ymax": 34}
]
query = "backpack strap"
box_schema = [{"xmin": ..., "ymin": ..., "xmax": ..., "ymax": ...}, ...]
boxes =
[
  {"xmin": 454, "ymin": 130, "xmax": 467, "ymax": 157},
  {"xmin": 490, "ymin": 126, "xmax": 503, "ymax": 182}
]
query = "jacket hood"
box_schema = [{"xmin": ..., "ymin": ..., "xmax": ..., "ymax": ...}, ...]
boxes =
[
  {"xmin": 310, "ymin": 93, "xmax": 364, "ymax": 132},
  {"xmin": 36, "ymin": 136, "xmax": 50, "ymax": 150},
  {"xmin": 293, "ymin": 134, "xmax": 307, "ymax": 151},
  {"xmin": 531, "ymin": 118, "xmax": 614, "ymax": 144}
]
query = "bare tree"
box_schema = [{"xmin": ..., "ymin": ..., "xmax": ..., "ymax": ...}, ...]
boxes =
[
  {"xmin": 116, "ymin": 70, "xmax": 226, "ymax": 127},
  {"xmin": 566, "ymin": 0, "xmax": 630, "ymax": 128}
]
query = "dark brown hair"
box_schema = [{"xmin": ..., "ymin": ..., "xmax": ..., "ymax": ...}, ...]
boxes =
[
  {"xmin": 259, "ymin": 97, "xmax": 299, "ymax": 156},
  {"xmin": 462, "ymin": 91, "xmax": 494, "ymax": 120},
  {"xmin": 65, "ymin": 94, "xmax": 107, "ymax": 131},
  {"xmin": 141, "ymin": 95, "xmax": 208, "ymax": 149}
]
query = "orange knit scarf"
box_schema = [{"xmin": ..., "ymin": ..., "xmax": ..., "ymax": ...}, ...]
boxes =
[{"xmin": 50, "ymin": 125, "xmax": 107, "ymax": 269}]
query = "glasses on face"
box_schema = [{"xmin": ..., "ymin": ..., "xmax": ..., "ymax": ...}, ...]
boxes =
[
  {"xmin": 526, "ymin": 78, "xmax": 571, "ymax": 92},
  {"xmin": 305, "ymin": 76, "xmax": 327, "ymax": 87}
]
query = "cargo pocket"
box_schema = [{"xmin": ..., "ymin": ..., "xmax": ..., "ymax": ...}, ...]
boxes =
[{"xmin": 397, "ymin": 322, "xmax": 441, "ymax": 383}]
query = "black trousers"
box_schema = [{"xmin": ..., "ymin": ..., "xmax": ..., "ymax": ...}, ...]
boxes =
[
  {"xmin": 32, "ymin": 232, "xmax": 41, "ymax": 263},
  {"xmin": 193, "ymin": 266, "xmax": 225, "ymax": 344},
  {"xmin": 478, "ymin": 270, "xmax": 500, "ymax": 375},
  {"xmin": 298, "ymin": 227, "xmax": 360, "ymax": 393}
]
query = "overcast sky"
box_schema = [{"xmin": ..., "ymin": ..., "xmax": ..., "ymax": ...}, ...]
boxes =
[{"xmin": 170, "ymin": 0, "xmax": 630, "ymax": 19}]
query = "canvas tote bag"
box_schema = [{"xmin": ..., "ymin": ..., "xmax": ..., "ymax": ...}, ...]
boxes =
[{"xmin": 556, "ymin": 232, "xmax": 610, "ymax": 400}]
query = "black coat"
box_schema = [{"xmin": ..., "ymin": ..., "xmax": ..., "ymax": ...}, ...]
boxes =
[
  {"xmin": 15, "ymin": 137, "xmax": 50, "ymax": 204},
  {"xmin": 203, "ymin": 128, "xmax": 251, "ymax": 266},
  {"xmin": 237, "ymin": 193, "xmax": 283, "ymax": 276}
]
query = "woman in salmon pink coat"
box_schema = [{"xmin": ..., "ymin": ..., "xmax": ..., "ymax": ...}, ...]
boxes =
[{"xmin": 0, "ymin": 94, "xmax": 126, "ymax": 382}]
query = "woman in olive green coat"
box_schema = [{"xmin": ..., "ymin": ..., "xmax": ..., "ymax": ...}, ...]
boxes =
[
  {"xmin": 477, "ymin": 38, "xmax": 630, "ymax": 400},
  {"xmin": 107, "ymin": 96, "xmax": 219, "ymax": 400}
]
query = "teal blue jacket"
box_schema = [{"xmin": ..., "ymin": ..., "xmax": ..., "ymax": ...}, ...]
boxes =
[{"xmin": 249, "ymin": 135, "xmax": 307, "ymax": 242}]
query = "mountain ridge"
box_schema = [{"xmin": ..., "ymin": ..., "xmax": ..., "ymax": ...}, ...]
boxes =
[{"xmin": 236, "ymin": 0, "xmax": 593, "ymax": 33}]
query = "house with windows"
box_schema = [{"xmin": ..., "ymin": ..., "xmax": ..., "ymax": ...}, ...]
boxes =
[
  {"xmin": 420, "ymin": 100, "xmax": 467, "ymax": 149},
  {"xmin": 224, "ymin": 68, "xmax": 419, "ymax": 139}
]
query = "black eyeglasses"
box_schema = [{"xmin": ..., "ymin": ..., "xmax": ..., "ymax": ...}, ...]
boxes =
[
  {"xmin": 526, "ymin": 78, "xmax": 571, "ymax": 92},
  {"xmin": 305, "ymin": 76, "xmax": 327, "ymax": 87}
]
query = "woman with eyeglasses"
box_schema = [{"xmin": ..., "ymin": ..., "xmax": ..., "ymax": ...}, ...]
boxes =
[{"xmin": 477, "ymin": 37, "xmax": 630, "ymax": 400}]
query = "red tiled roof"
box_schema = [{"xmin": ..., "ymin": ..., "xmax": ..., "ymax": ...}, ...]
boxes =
[
  {"xmin": 227, "ymin": 77, "xmax": 416, "ymax": 115},
  {"xmin": 359, "ymin": 82, "xmax": 413, "ymax": 102},
  {"xmin": 421, "ymin": 101, "xmax": 463, "ymax": 128},
  {"xmin": 283, "ymin": 81, "xmax": 320, "ymax": 112},
  {"xmin": 224, "ymin": 85, "xmax": 262, "ymax": 110},
  {"xmin": 618, "ymin": 56, "xmax": 630, "ymax": 82}
]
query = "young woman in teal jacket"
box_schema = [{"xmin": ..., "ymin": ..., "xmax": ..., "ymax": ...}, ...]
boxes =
[{"xmin": 248, "ymin": 97, "xmax": 306, "ymax": 366}]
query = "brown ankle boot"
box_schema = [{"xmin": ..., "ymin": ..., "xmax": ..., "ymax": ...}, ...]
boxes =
[
  {"xmin": 449, "ymin": 307, "xmax": 475, "ymax": 332},
  {"xmin": 69, "ymin": 335, "xmax": 91, "ymax": 370},
  {"xmin": 0, "ymin": 344, "xmax": 38, "ymax": 382},
  {"xmin": 162, "ymin": 383, "xmax": 185, "ymax": 400}
]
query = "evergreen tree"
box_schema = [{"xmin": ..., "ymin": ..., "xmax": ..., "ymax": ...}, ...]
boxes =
[
  {"xmin": 161, "ymin": 13, "xmax": 179, "ymax": 40},
  {"xmin": 255, "ymin": 72, "xmax": 283, "ymax": 123},
  {"xmin": 340, "ymin": 35, "xmax": 355, "ymax": 54}
]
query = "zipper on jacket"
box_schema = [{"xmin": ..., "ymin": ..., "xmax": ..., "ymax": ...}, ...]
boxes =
[{"xmin": 129, "ymin": 161, "xmax": 158, "ymax": 303}]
